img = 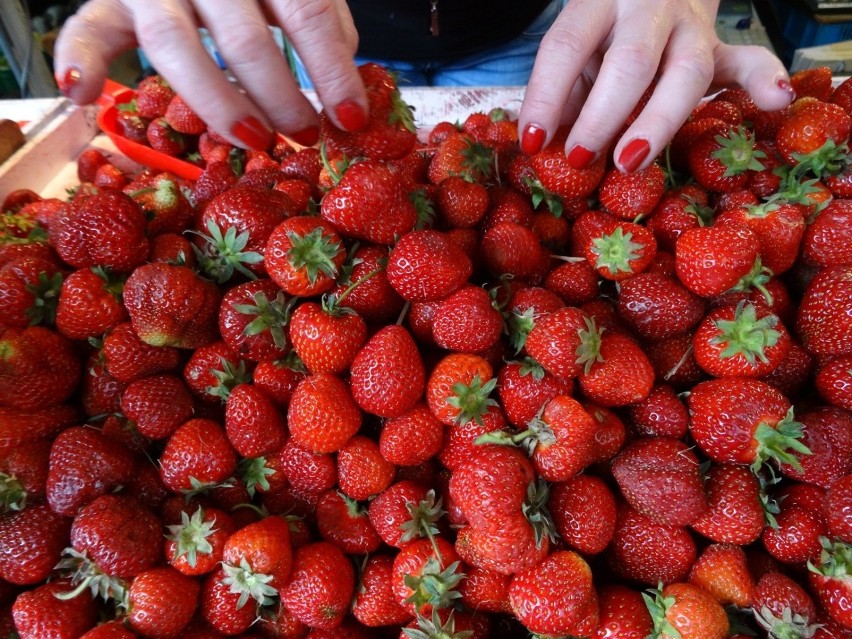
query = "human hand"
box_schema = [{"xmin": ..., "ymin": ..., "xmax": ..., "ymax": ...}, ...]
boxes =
[
  {"xmin": 54, "ymin": 0, "xmax": 369, "ymax": 149},
  {"xmin": 517, "ymin": 0, "xmax": 795, "ymax": 172}
]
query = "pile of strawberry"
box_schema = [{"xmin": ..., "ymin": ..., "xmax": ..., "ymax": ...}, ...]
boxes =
[{"xmin": 1, "ymin": 62, "xmax": 851, "ymax": 639}]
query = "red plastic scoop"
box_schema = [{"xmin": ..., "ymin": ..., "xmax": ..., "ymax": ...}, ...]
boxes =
[{"xmin": 96, "ymin": 79, "xmax": 204, "ymax": 181}]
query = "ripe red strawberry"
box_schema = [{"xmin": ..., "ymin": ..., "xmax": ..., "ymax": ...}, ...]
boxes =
[
  {"xmin": 0, "ymin": 503, "xmax": 71, "ymax": 585},
  {"xmin": 572, "ymin": 209, "xmax": 657, "ymax": 281},
  {"xmin": 608, "ymin": 504, "xmax": 697, "ymax": 586},
  {"xmin": 93, "ymin": 163, "xmax": 129, "ymax": 190},
  {"xmin": 436, "ymin": 176, "xmax": 489, "ymax": 228},
  {"xmin": 0, "ymin": 326, "xmax": 80, "ymax": 410},
  {"xmin": 800, "ymin": 199, "xmax": 852, "ymax": 269},
  {"xmin": 674, "ymin": 223, "xmax": 763, "ymax": 298},
  {"xmin": 164, "ymin": 94, "xmax": 206, "ymax": 135},
  {"xmin": 578, "ymin": 331, "xmax": 655, "ymax": 407},
  {"xmin": 458, "ymin": 565, "xmax": 511, "ymax": 614},
  {"xmin": 149, "ymin": 232, "xmax": 196, "ymax": 266},
  {"xmin": 612, "ymin": 437, "xmax": 709, "ymax": 527},
  {"xmin": 287, "ymin": 372, "xmax": 361, "ymax": 453},
  {"xmin": 124, "ymin": 262, "xmax": 220, "ymax": 349},
  {"xmin": 693, "ymin": 301, "xmax": 792, "ymax": 378},
  {"xmin": 644, "ymin": 582, "xmax": 729, "ymax": 639},
  {"xmin": 224, "ymin": 382, "xmax": 287, "ymax": 457},
  {"xmin": 252, "ymin": 355, "xmax": 307, "ymax": 408},
  {"xmin": 158, "ymin": 418, "xmax": 238, "ymax": 493},
  {"xmin": 79, "ymin": 620, "xmax": 137, "ymax": 638},
  {"xmin": 191, "ymin": 160, "xmax": 239, "ymax": 211},
  {"xmin": 508, "ymin": 550, "xmax": 599, "ymax": 636},
  {"xmin": 49, "ymin": 190, "xmax": 150, "ymax": 272},
  {"xmin": 761, "ymin": 499, "xmax": 826, "ymax": 564},
  {"xmin": 816, "ymin": 354, "xmax": 852, "ymax": 410},
  {"xmin": 598, "ymin": 162, "xmax": 666, "ymax": 220},
  {"xmin": 199, "ymin": 565, "xmax": 258, "ymax": 635},
  {"xmin": 431, "ymin": 285, "xmax": 503, "ymax": 353},
  {"xmin": 12, "ymin": 579, "xmax": 97, "ymax": 639},
  {"xmin": 115, "ymin": 110, "xmax": 149, "ymax": 146},
  {"xmin": 529, "ymin": 142, "xmax": 606, "ymax": 206},
  {"xmin": 221, "ymin": 515, "xmax": 292, "ymax": 605},
  {"xmin": 0, "ymin": 404, "xmax": 79, "ymax": 458},
  {"xmin": 482, "ymin": 184, "xmax": 535, "ymax": 229},
  {"xmin": 264, "ymin": 215, "xmax": 345, "ymax": 296},
  {"xmin": 778, "ymin": 405, "xmax": 852, "ymax": 489},
  {"xmin": 428, "ymin": 131, "xmax": 495, "ymax": 185},
  {"xmin": 351, "ymin": 553, "xmax": 412, "ymax": 627},
  {"xmin": 289, "ymin": 298, "xmax": 367, "ymax": 374},
  {"xmin": 496, "ymin": 358, "xmax": 572, "ymax": 428},
  {"xmin": 438, "ymin": 404, "xmax": 508, "ymax": 471},
  {"xmin": 0, "ymin": 255, "xmax": 63, "ymax": 328},
  {"xmin": 687, "ymin": 125, "xmax": 765, "ymax": 192},
  {"xmin": 76, "ymin": 148, "xmax": 110, "ymax": 184},
  {"xmin": 127, "ymin": 566, "xmax": 200, "ymax": 638},
  {"xmin": 280, "ymin": 541, "xmax": 355, "ymax": 630},
  {"xmin": 690, "ymin": 463, "xmax": 765, "ymax": 545},
  {"xmin": 791, "ymin": 66, "xmax": 833, "ymax": 101},
  {"xmin": 165, "ymin": 506, "xmax": 235, "ymax": 576},
  {"xmin": 392, "ymin": 536, "xmax": 463, "ymax": 615},
  {"xmin": 616, "ymin": 272, "xmax": 705, "ymax": 341},
  {"xmin": 101, "ymin": 322, "xmax": 181, "ymax": 383},
  {"xmin": 688, "ymin": 377, "xmax": 809, "ymax": 472},
  {"xmin": 2, "ymin": 437, "xmax": 51, "ymax": 506},
  {"xmin": 796, "ymin": 265, "xmax": 852, "ymax": 357},
  {"xmin": 753, "ymin": 569, "xmax": 818, "ymax": 636},
  {"xmin": 776, "ymin": 97, "xmax": 851, "ymax": 168},
  {"xmin": 315, "ymin": 489, "xmax": 381, "ymax": 554},
  {"xmin": 687, "ymin": 543, "xmax": 754, "ymax": 608},
  {"xmin": 479, "ymin": 221, "xmax": 548, "ymax": 280},
  {"xmin": 146, "ymin": 117, "xmax": 188, "ymax": 156},
  {"xmin": 336, "ymin": 435, "xmax": 395, "ymax": 500},
  {"xmin": 320, "ymin": 63, "xmax": 416, "ymax": 161},
  {"xmin": 548, "ymin": 473, "xmax": 617, "ymax": 556},
  {"xmin": 55, "ymin": 266, "xmax": 128, "ymax": 340},
  {"xmin": 524, "ymin": 306, "xmax": 591, "ymax": 380},
  {"xmin": 135, "ymin": 75, "xmax": 175, "ymax": 119},
  {"xmin": 426, "ymin": 352, "xmax": 495, "ymax": 426},
  {"xmin": 379, "ymin": 402, "xmax": 443, "ymax": 466},
  {"xmin": 320, "ymin": 160, "xmax": 418, "ymax": 245},
  {"xmin": 592, "ymin": 584, "xmax": 653, "ymax": 639},
  {"xmin": 329, "ymin": 244, "xmax": 404, "ymax": 324},
  {"xmin": 386, "ymin": 229, "xmax": 472, "ymax": 302},
  {"xmin": 825, "ymin": 474, "xmax": 852, "ymax": 542},
  {"xmin": 217, "ymin": 278, "xmax": 291, "ymax": 362}
]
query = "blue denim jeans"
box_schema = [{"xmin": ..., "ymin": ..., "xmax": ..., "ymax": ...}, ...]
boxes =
[{"xmin": 292, "ymin": 0, "xmax": 563, "ymax": 88}]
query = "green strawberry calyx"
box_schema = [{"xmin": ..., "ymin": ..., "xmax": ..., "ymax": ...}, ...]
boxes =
[
  {"xmin": 590, "ymin": 226, "xmax": 644, "ymax": 276},
  {"xmin": 192, "ymin": 220, "xmax": 264, "ymax": 284},
  {"xmin": 232, "ymin": 289, "xmax": 294, "ymax": 350},
  {"xmin": 403, "ymin": 558, "xmax": 464, "ymax": 613},
  {"xmin": 54, "ymin": 548, "xmax": 129, "ymax": 608},
  {"xmin": 221, "ymin": 556, "xmax": 277, "ymax": 608},
  {"xmin": 754, "ymin": 605, "xmax": 819, "ymax": 639},
  {"xmin": 710, "ymin": 301, "xmax": 782, "ymax": 365},
  {"xmin": 522, "ymin": 478, "xmax": 558, "ymax": 548},
  {"xmin": 643, "ymin": 583, "xmax": 682, "ymax": 639},
  {"xmin": 238, "ymin": 456, "xmax": 277, "ymax": 497},
  {"xmin": 400, "ymin": 489, "xmax": 446, "ymax": 545},
  {"xmin": 285, "ymin": 226, "xmax": 343, "ymax": 286},
  {"xmin": 807, "ymin": 536, "xmax": 852, "ymax": 579},
  {"xmin": 751, "ymin": 407, "xmax": 812, "ymax": 474},
  {"xmin": 711, "ymin": 125, "xmax": 766, "ymax": 177},
  {"xmin": 575, "ymin": 316, "xmax": 605, "ymax": 375},
  {"xmin": 0, "ymin": 471, "xmax": 26, "ymax": 512},
  {"xmin": 447, "ymin": 374, "xmax": 498, "ymax": 426},
  {"xmin": 403, "ymin": 609, "xmax": 473, "ymax": 639},
  {"xmin": 165, "ymin": 507, "xmax": 217, "ymax": 568}
]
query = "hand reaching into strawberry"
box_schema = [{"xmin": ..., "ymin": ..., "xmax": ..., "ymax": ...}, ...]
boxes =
[{"xmin": 54, "ymin": 0, "xmax": 794, "ymax": 170}]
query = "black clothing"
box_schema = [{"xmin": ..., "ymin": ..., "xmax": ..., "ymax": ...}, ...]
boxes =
[{"xmin": 348, "ymin": 0, "xmax": 552, "ymax": 62}]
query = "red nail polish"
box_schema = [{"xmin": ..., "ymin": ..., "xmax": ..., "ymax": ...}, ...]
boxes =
[
  {"xmin": 289, "ymin": 125, "xmax": 319, "ymax": 147},
  {"xmin": 335, "ymin": 100, "xmax": 368, "ymax": 132},
  {"xmin": 56, "ymin": 68, "xmax": 81, "ymax": 97},
  {"xmin": 566, "ymin": 144, "xmax": 595, "ymax": 170},
  {"xmin": 231, "ymin": 116, "xmax": 273, "ymax": 151},
  {"xmin": 777, "ymin": 78, "xmax": 796, "ymax": 99},
  {"xmin": 618, "ymin": 138, "xmax": 650, "ymax": 173},
  {"xmin": 521, "ymin": 123, "xmax": 546, "ymax": 155}
]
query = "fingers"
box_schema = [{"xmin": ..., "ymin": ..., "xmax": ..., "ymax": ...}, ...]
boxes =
[
  {"xmin": 518, "ymin": 0, "xmax": 613, "ymax": 154},
  {"xmin": 53, "ymin": 0, "xmax": 139, "ymax": 103},
  {"xmin": 609, "ymin": 17, "xmax": 716, "ymax": 172},
  {"xmin": 711, "ymin": 43, "xmax": 795, "ymax": 112},
  {"xmin": 267, "ymin": 0, "xmax": 368, "ymax": 131},
  {"xmin": 190, "ymin": 0, "xmax": 321, "ymax": 142}
]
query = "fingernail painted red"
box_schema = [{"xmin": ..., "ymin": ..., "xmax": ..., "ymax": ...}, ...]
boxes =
[
  {"xmin": 618, "ymin": 138, "xmax": 650, "ymax": 173},
  {"xmin": 56, "ymin": 68, "xmax": 81, "ymax": 97},
  {"xmin": 289, "ymin": 125, "xmax": 319, "ymax": 147},
  {"xmin": 335, "ymin": 100, "xmax": 368, "ymax": 132},
  {"xmin": 566, "ymin": 144, "xmax": 595, "ymax": 170},
  {"xmin": 521, "ymin": 123, "xmax": 546, "ymax": 155},
  {"xmin": 777, "ymin": 78, "xmax": 796, "ymax": 99},
  {"xmin": 231, "ymin": 116, "xmax": 273, "ymax": 151}
]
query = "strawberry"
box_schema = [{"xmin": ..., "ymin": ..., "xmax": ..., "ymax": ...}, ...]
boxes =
[
  {"xmin": 124, "ymin": 262, "xmax": 220, "ymax": 349},
  {"xmin": 791, "ymin": 66, "xmax": 833, "ymax": 101},
  {"xmin": 315, "ymin": 489, "xmax": 381, "ymax": 554},
  {"xmin": 12, "ymin": 579, "xmax": 97, "ymax": 639},
  {"xmin": 93, "ymin": 164, "xmax": 129, "ymax": 190},
  {"xmin": 135, "ymin": 75, "xmax": 175, "ymax": 120},
  {"xmin": 825, "ymin": 474, "xmax": 852, "ymax": 542},
  {"xmin": 218, "ymin": 278, "xmax": 291, "ymax": 362},
  {"xmin": 320, "ymin": 160, "xmax": 418, "ymax": 245},
  {"xmin": 800, "ymin": 199, "xmax": 852, "ymax": 269},
  {"xmin": 753, "ymin": 570, "xmax": 819, "ymax": 636},
  {"xmin": 687, "ymin": 543, "xmax": 754, "ymax": 608},
  {"xmin": 496, "ymin": 358, "xmax": 571, "ymax": 428},
  {"xmin": 598, "ymin": 162, "xmax": 666, "ymax": 220},
  {"xmin": 49, "ymin": 190, "xmax": 150, "ymax": 272},
  {"xmin": 279, "ymin": 439, "xmax": 337, "ymax": 496},
  {"xmin": 674, "ymin": 223, "xmax": 764, "ymax": 298},
  {"xmin": 79, "ymin": 621, "xmax": 137, "ymax": 638},
  {"xmin": 158, "ymin": 418, "xmax": 238, "ymax": 493},
  {"xmin": 252, "ymin": 355, "xmax": 307, "ymax": 408},
  {"xmin": 457, "ymin": 565, "xmax": 511, "ymax": 614},
  {"xmin": 612, "ymin": 437, "xmax": 708, "ymax": 527},
  {"xmin": 428, "ymin": 131, "xmax": 495, "ymax": 185},
  {"xmin": 221, "ymin": 515, "xmax": 293, "ymax": 606},
  {"xmin": 644, "ymin": 582, "xmax": 729, "ymax": 639},
  {"xmin": 776, "ymin": 97, "xmax": 851, "ymax": 170},
  {"xmin": 280, "ymin": 541, "xmax": 355, "ymax": 630},
  {"xmin": 0, "ymin": 503, "xmax": 71, "ymax": 585},
  {"xmin": 76, "ymin": 148, "xmax": 110, "ymax": 184},
  {"xmin": 149, "ymin": 232, "xmax": 196, "ymax": 266},
  {"xmin": 482, "ymin": 184, "xmax": 535, "ymax": 229},
  {"xmin": 115, "ymin": 110, "xmax": 149, "ymax": 146},
  {"xmin": 379, "ymin": 402, "xmax": 444, "ymax": 467},
  {"xmin": 816, "ymin": 354, "xmax": 852, "ymax": 411},
  {"xmin": 761, "ymin": 502, "xmax": 826, "ymax": 564},
  {"xmin": 336, "ymin": 435, "xmax": 395, "ymax": 500},
  {"xmin": 182, "ymin": 339, "xmax": 249, "ymax": 403},
  {"xmin": 572, "ymin": 209, "xmax": 657, "ymax": 281},
  {"xmin": 438, "ymin": 404, "xmax": 508, "ymax": 471},
  {"xmin": 628, "ymin": 383, "xmax": 689, "ymax": 439},
  {"xmin": 199, "ymin": 565, "xmax": 258, "ymax": 635},
  {"xmin": 0, "ymin": 326, "xmax": 81, "ymax": 410},
  {"xmin": 616, "ymin": 271, "xmax": 705, "ymax": 341},
  {"xmin": 352, "ymin": 553, "xmax": 412, "ymax": 627},
  {"xmin": 329, "ymin": 244, "xmax": 404, "ymax": 324},
  {"xmin": 287, "ymin": 372, "xmax": 361, "ymax": 453},
  {"xmin": 577, "ymin": 331, "xmax": 655, "ymax": 407},
  {"xmin": 2, "ymin": 437, "xmax": 51, "ymax": 507},
  {"xmin": 320, "ymin": 63, "xmax": 416, "ymax": 161},
  {"xmin": 0, "ymin": 254, "xmax": 63, "ymax": 328},
  {"xmin": 436, "ymin": 176, "xmax": 489, "ymax": 228},
  {"xmin": 508, "ymin": 550, "xmax": 599, "ymax": 636},
  {"xmin": 548, "ymin": 473, "xmax": 617, "ymax": 556},
  {"xmin": 529, "ymin": 142, "xmax": 606, "ymax": 208},
  {"xmin": 55, "ymin": 266, "xmax": 128, "ymax": 340},
  {"xmin": 289, "ymin": 298, "xmax": 367, "ymax": 375},
  {"xmin": 693, "ymin": 301, "xmax": 792, "ymax": 378},
  {"xmin": 165, "ymin": 506, "xmax": 235, "ymax": 576},
  {"xmin": 778, "ymin": 406, "xmax": 852, "ymax": 489},
  {"xmin": 146, "ymin": 117, "xmax": 188, "ymax": 156},
  {"xmin": 392, "ymin": 536, "xmax": 463, "ymax": 615},
  {"xmin": 479, "ymin": 221, "xmax": 548, "ymax": 280},
  {"xmin": 796, "ymin": 265, "xmax": 852, "ymax": 357},
  {"xmin": 592, "ymin": 584, "xmax": 653, "ymax": 639},
  {"xmin": 0, "ymin": 404, "xmax": 80, "ymax": 457},
  {"xmin": 164, "ymin": 94, "xmax": 207, "ymax": 135},
  {"xmin": 608, "ymin": 504, "xmax": 697, "ymax": 586},
  {"xmin": 386, "ymin": 229, "xmax": 472, "ymax": 302},
  {"xmin": 127, "ymin": 566, "xmax": 200, "ymax": 638},
  {"xmin": 524, "ymin": 305, "xmax": 591, "ymax": 380},
  {"xmin": 100, "ymin": 322, "xmax": 181, "ymax": 383},
  {"xmin": 191, "ymin": 160, "xmax": 239, "ymax": 211},
  {"xmin": 543, "ymin": 259, "xmax": 598, "ymax": 307},
  {"xmin": 265, "ymin": 215, "xmax": 345, "ymax": 297},
  {"xmin": 690, "ymin": 463, "xmax": 765, "ymax": 545},
  {"xmin": 431, "ymin": 285, "xmax": 503, "ymax": 353},
  {"xmin": 687, "ymin": 125, "xmax": 765, "ymax": 192},
  {"xmin": 426, "ymin": 352, "xmax": 495, "ymax": 426},
  {"xmin": 197, "ymin": 186, "xmax": 294, "ymax": 281},
  {"xmin": 224, "ymin": 382, "xmax": 287, "ymax": 457}
]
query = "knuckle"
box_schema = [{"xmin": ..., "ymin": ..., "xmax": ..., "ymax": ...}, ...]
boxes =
[
  {"xmin": 604, "ymin": 42, "xmax": 659, "ymax": 82},
  {"xmin": 277, "ymin": 0, "xmax": 337, "ymax": 29}
]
